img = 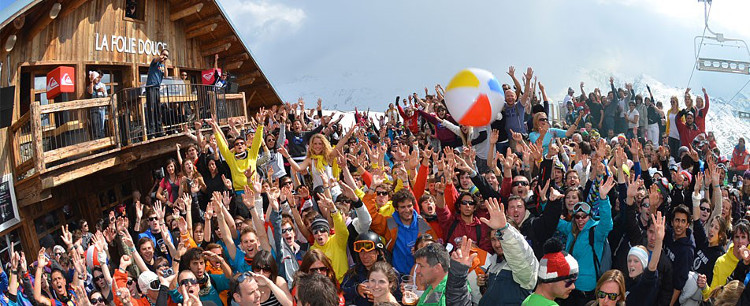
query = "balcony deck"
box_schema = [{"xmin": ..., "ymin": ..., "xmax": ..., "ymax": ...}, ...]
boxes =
[{"xmin": 10, "ymin": 84, "xmax": 248, "ymax": 207}]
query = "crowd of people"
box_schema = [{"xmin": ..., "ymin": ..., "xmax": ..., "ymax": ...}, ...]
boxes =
[{"xmin": 6, "ymin": 66, "xmax": 750, "ymax": 306}]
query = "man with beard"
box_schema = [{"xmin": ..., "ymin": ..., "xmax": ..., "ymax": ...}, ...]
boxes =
[{"xmin": 169, "ymin": 248, "xmax": 232, "ymax": 306}]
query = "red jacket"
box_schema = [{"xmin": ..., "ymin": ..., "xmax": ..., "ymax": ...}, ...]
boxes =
[
  {"xmin": 438, "ymin": 183, "xmax": 493, "ymax": 253},
  {"xmin": 397, "ymin": 105, "xmax": 420, "ymax": 134},
  {"xmin": 675, "ymin": 113, "xmax": 703, "ymax": 147},
  {"xmin": 731, "ymin": 147, "xmax": 750, "ymax": 171},
  {"xmin": 695, "ymin": 93, "xmax": 709, "ymax": 131}
]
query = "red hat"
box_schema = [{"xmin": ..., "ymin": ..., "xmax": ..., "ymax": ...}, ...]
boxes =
[
  {"xmin": 538, "ymin": 239, "xmax": 579, "ymax": 283},
  {"xmin": 680, "ymin": 170, "xmax": 693, "ymax": 185}
]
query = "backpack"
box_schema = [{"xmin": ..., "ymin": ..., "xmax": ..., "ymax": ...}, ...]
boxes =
[
  {"xmin": 588, "ymin": 225, "xmax": 612, "ymax": 278},
  {"xmin": 570, "ymin": 224, "xmax": 612, "ymax": 279}
]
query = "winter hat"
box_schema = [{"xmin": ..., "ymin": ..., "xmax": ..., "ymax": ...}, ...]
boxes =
[
  {"xmin": 310, "ymin": 217, "xmax": 330, "ymax": 232},
  {"xmin": 538, "ymin": 238, "xmax": 579, "ymax": 283},
  {"xmin": 628, "ymin": 246, "xmax": 648, "ymax": 270},
  {"xmin": 655, "ymin": 177, "xmax": 672, "ymax": 201},
  {"xmin": 648, "ymin": 167, "xmax": 663, "ymax": 179},
  {"xmin": 680, "ymin": 170, "xmax": 693, "ymax": 185},
  {"xmin": 138, "ymin": 271, "xmax": 159, "ymax": 293}
]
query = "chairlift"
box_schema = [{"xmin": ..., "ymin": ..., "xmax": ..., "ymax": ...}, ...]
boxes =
[{"xmin": 694, "ymin": 0, "xmax": 750, "ymax": 74}]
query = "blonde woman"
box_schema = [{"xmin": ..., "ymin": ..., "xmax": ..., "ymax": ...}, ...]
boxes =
[
  {"xmin": 585, "ymin": 270, "xmax": 626, "ymax": 306},
  {"xmin": 666, "ymin": 96, "xmax": 681, "ymax": 159},
  {"xmin": 282, "ymin": 128, "xmax": 355, "ymax": 188}
]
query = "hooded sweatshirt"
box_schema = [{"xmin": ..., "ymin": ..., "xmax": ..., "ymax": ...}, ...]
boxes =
[{"xmin": 664, "ymin": 227, "xmax": 695, "ymax": 291}]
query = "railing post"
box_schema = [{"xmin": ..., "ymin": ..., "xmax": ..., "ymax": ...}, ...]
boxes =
[
  {"xmin": 111, "ymin": 95, "xmax": 121, "ymax": 148},
  {"xmin": 29, "ymin": 101, "xmax": 45, "ymax": 173}
]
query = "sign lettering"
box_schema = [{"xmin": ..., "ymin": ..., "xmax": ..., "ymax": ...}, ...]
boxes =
[{"xmin": 94, "ymin": 33, "xmax": 168, "ymax": 55}]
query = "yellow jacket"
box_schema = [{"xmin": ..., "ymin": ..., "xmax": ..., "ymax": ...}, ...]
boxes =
[
  {"xmin": 704, "ymin": 243, "xmax": 740, "ymax": 299},
  {"xmin": 215, "ymin": 125, "xmax": 263, "ymax": 191},
  {"xmin": 310, "ymin": 211, "xmax": 349, "ymax": 283}
]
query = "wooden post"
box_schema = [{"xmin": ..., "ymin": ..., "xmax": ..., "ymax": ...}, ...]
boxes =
[
  {"xmin": 29, "ymin": 101, "xmax": 44, "ymax": 173},
  {"xmin": 241, "ymin": 92, "xmax": 247, "ymax": 120},
  {"xmin": 111, "ymin": 95, "xmax": 121, "ymax": 148}
]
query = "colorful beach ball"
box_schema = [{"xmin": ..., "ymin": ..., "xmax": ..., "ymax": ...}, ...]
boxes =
[
  {"xmin": 444, "ymin": 68, "xmax": 504, "ymax": 127},
  {"xmin": 86, "ymin": 245, "xmax": 107, "ymax": 270}
]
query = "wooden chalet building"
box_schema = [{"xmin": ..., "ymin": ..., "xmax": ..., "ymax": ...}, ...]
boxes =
[{"xmin": 0, "ymin": 0, "xmax": 281, "ymax": 259}]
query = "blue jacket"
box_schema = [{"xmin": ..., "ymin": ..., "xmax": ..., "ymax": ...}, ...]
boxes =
[
  {"xmin": 556, "ymin": 197, "xmax": 613, "ymax": 291},
  {"xmin": 392, "ymin": 210, "xmax": 420, "ymax": 274}
]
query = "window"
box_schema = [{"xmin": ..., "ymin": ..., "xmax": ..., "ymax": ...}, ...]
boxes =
[
  {"xmin": 33, "ymin": 75, "xmax": 51, "ymax": 127},
  {"xmin": 0, "ymin": 229, "xmax": 22, "ymax": 266},
  {"xmin": 124, "ymin": 0, "xmax": 145, "ymax": 21},
  {"xmin": 86, "ymin": 66, "xmax": 124, "ymax": 97}
]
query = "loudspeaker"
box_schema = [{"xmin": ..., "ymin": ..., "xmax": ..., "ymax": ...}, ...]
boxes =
[
  {"xmin": 0, "ymin": 86, "xmax": 14, "ymax": 128},
  {"xmin": 227, "ymin": 75, "xmax": 238, "ymax": 94}
]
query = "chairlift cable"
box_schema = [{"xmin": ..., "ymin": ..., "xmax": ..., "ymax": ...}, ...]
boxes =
[
  {"xmin": 687, "ymin": 2, "xmax": 712, "ymax": 88},
  {"xmin": 727, "ymin": 76, "xmax": 750, "ymax": 105}
]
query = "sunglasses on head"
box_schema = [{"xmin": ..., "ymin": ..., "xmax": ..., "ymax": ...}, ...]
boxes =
[
  {"xmin": 90, "ymin": 297, "xmax": 105, "ymax": 304},
  {"xmin": 596, "ymin": 290, "xmax": 619, "ymax": 301},
  {"xmin": 179, "ymin": 278, "xmax": 198, "ymax": 287},
  {"xmin": 512, "ymin": 181, "xmax": 529, "ymax": 187},
  {"xmin": 310, "ymin": 267, "xmax": 329, "ymax": 274},
  {"xmin": 573, "ymin": 202, "xmax": 591, "ymax": 215},
  {"xmin": 353, "ymin": 240, "xmax": 377, "ymax": 253}
]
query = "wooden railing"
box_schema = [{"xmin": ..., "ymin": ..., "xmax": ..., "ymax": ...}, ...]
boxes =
[{"xmin": 12, "ymin": 84, "xmax": 247, "ymax": 180}]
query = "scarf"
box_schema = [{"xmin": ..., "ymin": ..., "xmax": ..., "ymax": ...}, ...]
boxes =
[
  {"xmin": 310, "ymin": 153, "xmax": 341, "ymax": 178},
  {"xmin": 198, "ymin": 274, "xmax": 213, "ymax": 297}
]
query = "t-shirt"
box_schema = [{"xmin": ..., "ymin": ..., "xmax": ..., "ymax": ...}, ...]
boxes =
[
  {"xmin": 626, "ymin": 109, "xmax": 639, "ymax": 129},
  {"xmin": 521, "ymin": 293, "xmax": 558, "ymax": 306},
  {"xmin": 146, "ymin": 59, "xmax": 165, "ymax": 86},
  {"xmin": 230, "ymin": 247, "xmax": 253, "ymax": 273},
  {"xmin": 529, "ymin": 128, "xmax": 567, "ymax": 155}
]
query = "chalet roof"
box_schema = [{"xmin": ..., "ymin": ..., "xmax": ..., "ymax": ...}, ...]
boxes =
[{"xmin": 0, "ymin": 0, "xmax": 281, "ymax": 108}]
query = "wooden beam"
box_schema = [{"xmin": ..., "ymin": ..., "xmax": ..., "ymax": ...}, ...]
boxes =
[
  {"xmin": 29, "ymin": 102, "xmax": 44, "ymax": 173},
  {"xmin": 39, "ymin": 97, "xmax": 110, "ymax": 114},
  {"xmin": 225, "ymin": 53, "xmax": 249, "ymax": 62},
  {"xmin": 187, "ymin": 23, "xmax": 218, "ymax": 39},
  {"xmin": 200, "ymin": 42, "xmax": 231, "ymax": 56},
  {"xmin": 170, "ymin": 3, "xmax": 204, "ymax": 21},
  {"xmin": 41, "ymin": 153, "xmax": 137, "ymax": 189},
  {"xmin": 186, "ymin": 15, "xmax": 224, "ymax": 33},
  {"xmin": 43, "ymin": 137, "xmax": 115, "ymax": 165},
  {"xmin": 225, "ymin": 60, "xmax": 244, "ymax": 70},
  {"xmin": 24, "ymin": 0, "xmax": 87, "ymax": 46},
  {"xmin": 202, "ymin": 36, "xmax": 236, "ymax": 51},
  {"xmin": 237, "ymin": 77, "xmax": 255, "ymax": 86}
]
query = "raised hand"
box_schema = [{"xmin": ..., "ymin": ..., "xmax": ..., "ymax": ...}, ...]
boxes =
[
  {"xmin": 451, "ymin": 236, "xmax": 478, "ymax": 267},
  {"xmin": 479, "ymin": 198, "xmax": 507, "ymax": 230},
  {"xmin": 599, "ymin": 175, "xmax": 615, "ymax": 199},
  {"xmin": 507, "ymin": 66, "xmax": 516, "ymax": 77},
  {"xmin": 241, "ymin": 186, "xmax": 256, "ymax": 209},
  {"xmin": 652, "ymin": 211, "xmax": 666, "ymax": 242}
]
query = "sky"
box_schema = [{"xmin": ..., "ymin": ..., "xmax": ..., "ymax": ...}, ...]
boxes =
[{"xmin": 217, "ymin": 0, "xmax": 750, "ymax": 110}]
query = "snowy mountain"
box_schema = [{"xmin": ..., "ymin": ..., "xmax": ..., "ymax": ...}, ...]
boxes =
[{"xmin": 284, "ymin": 70, "xmax": 750, "ymax": 157}]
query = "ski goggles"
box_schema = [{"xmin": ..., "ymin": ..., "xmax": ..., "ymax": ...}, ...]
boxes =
[{"xmin": 353, "ymin": 240, "xmax": 381, "ymax": 253}]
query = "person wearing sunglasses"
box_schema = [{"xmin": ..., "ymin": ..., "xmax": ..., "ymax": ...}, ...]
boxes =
[
  {"xmin": 90, "ymin": 267, "xmax": 113, "ymax": 305},
  {"xmin": 529, "ymin": 112, "xmax": 580, "ymax": 156},
  {"xmin": 88, "ymin": 291, "xmax": 107, "ymax": 306},
  {"xmin": 554, "ymin": 176, "xmax": 615, "ymax": 305},
  {"xmin": 435, "ymin": 186, "xmax": 492, "ymax": 253},
  {"xmin": 251, "ymin": 250, "xmax": 294, "ymax": 306},
  {"xmin": 308, "ymin": 191, "xmax": 350, "ymax": 283},
  {"xmin": 624, "ymin": 212, "xmax": 666, "ymax": 305},
  {"xmin": 523, "ymin": 238, "xmax": 579, "ymax": 305},
  {"xmin": 297, "ymin": 250, "xmax": 345, "ymax": 305},
  {"xmin": 589, "ymin": 270, "xmax": 626, "ymax": 306},
  {"xmin": 169, "ymin": 248, "xmax": 231, "ymax": 306}
]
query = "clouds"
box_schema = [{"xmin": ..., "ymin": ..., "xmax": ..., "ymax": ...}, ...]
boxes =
[
  {"xmin": 218, "ymin": 0, "xmax": 750, "ymax": 109},
  {"xmin": 219, "ymin": 0, "xmax": 306, "ymax": 47}
]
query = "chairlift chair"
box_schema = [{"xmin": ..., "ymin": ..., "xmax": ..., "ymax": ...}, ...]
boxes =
[{"xmin": 695, "ymin": 0, "xmax": 750, "ymax": 74}]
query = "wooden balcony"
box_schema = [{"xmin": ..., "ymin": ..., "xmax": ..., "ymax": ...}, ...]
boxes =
[{"xmin": 10, "ymin": 84, "xmax": 248, "ymax": 207}]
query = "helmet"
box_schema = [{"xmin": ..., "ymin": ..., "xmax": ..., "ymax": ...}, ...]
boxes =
[{"xmin": 354, "ymin": 231, "xmax": 384, "ymax": 252}]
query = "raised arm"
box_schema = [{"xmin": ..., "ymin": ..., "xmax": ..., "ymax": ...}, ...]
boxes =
[{"xmin": 649, "ymin": 211, "xmax": 665, "ymax": 272}]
